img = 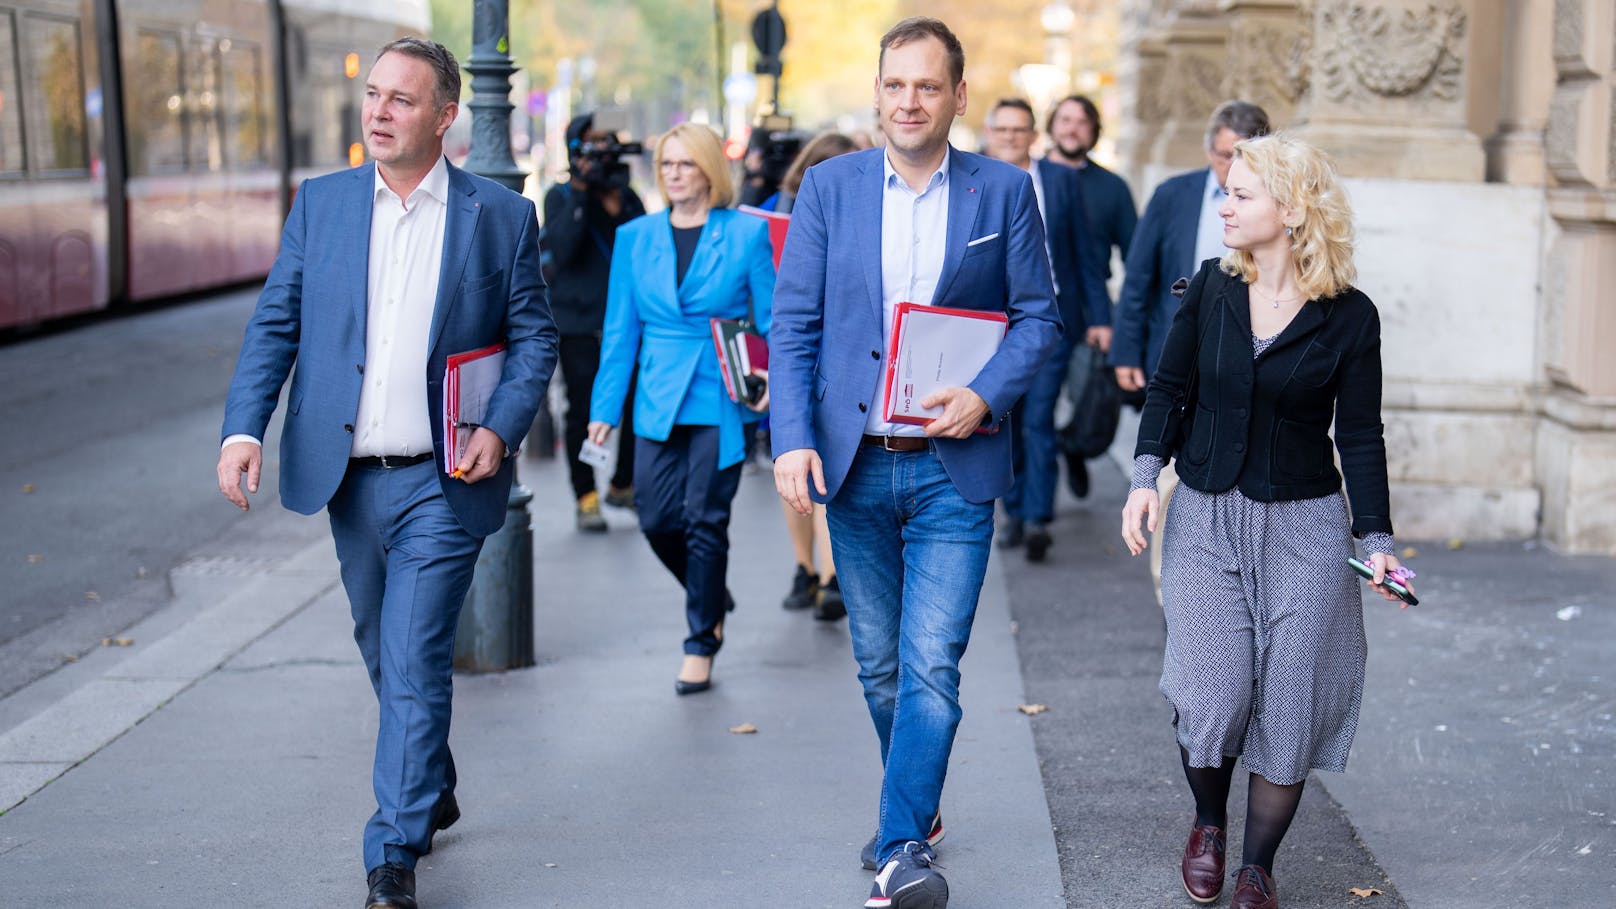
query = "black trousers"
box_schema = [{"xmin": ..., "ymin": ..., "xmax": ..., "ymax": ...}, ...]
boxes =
[
  {"xmin": 558, "ymin": 334, "xmax": 634, "ymax": 499},
  {"xmin": 635, "ymin": 425, "xmax": 742, "ymax": 657}
]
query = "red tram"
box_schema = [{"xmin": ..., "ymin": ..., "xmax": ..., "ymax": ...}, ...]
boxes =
[{"xmin": 0, "ymin": 0, "xmax": 429, "ymax": 329}]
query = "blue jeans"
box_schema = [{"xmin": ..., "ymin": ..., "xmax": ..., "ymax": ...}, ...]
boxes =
[
  {"xmin": 328, "ymin": 460, "xmax": 484, "ymax": 872},
  {"xmin": 826, "ymin": 445, "xmax": 994, "ymax": 865},
  {"xmin": 1004, "ymin": 335, "xmax": 1074, "ymax": 524}
]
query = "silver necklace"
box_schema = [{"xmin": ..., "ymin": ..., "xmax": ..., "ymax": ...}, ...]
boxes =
[{"xmin": 1254, "ymin": 284, "xmax": 1299, "ymax": 309}]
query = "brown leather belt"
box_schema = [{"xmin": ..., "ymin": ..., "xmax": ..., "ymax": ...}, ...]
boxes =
[
  {"xmin": 350, "ymin": 453, "xmax": 433, "ymax": 469},
  {"xmin": 861, "ymin": 433, "xmax": 929, "ymax": 452}
]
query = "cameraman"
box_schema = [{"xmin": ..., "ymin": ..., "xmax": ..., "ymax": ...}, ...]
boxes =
[{"xmin": 543, "ymin": 113, "xmax": 646, "ymax": 531}]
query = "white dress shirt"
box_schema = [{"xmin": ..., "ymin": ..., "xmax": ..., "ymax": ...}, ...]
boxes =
[
  {"xmin": 867, "ymin": 149, "xmax": 950, "ymax": 436},
  {"xmin": 1192, "ymin": 167, "xmax": 1230, "ymax": 268},
  {"xmin": 1025, "ymin": 159, "xmax": 1058, "ymax": 295},
  {"xmin": 223, "ymin": 157, "xmax": 450, "ymax": 456},
  {"xmin": 350, "ymin": 157, "xmax": 449, "ymax": 457}
]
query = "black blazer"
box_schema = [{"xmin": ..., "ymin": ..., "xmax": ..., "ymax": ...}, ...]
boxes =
[
  {"xmin": 1034, "ymin": 158, "xmax": 1111, "ymax": 333},
  {"xmin": 1135, "ymin": 260, "xmax": 1393, "ymax": 537}
]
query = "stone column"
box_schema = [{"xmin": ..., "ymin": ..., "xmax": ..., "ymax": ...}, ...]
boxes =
[
  {"xmin": 1219, "ymin": 0, "xmax": 1311, "ymax": 129},
  {"xmin": 1147, "ymin": 2, "xmax": 1233, "ymax": 169},
  {"xmin": 1114, "ymin": 0, "xmax": 1172, "ymax": 184},
  {"xmin": 1296, "ymin": 0, "xmax": 1487, "ymax": 180},
  {"xmin": 1539, "ymin": 0, "xmax": 1616, "ymax": 553},
  {"xmin": 1485, "ymin": 0, "xmax": 1557, "ymax": 184}
]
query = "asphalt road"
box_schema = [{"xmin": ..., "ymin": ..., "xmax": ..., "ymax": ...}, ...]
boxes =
[{"xmin": 0, "ymin": 291, "xmax": 317, "ymax": 697}]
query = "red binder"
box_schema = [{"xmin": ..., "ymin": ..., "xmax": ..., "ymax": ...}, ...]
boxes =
[
  {"xmin": 738, "ymin": 204, "xmax": 791, "ymax": 270},
  {"xmin": 710, "ymin": 318, "xmax": 769, "ymax": 404},
  {"xmin": 881, "ymin": 302, "xmax": 1006, "ymax": 431}
]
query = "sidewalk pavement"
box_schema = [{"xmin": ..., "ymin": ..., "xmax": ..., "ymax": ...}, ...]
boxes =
[{"xmin": 0, "ymin": 454, "xmax": 1062, "ymax": 907}]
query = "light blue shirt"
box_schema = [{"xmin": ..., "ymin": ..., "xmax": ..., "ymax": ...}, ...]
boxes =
[
  {"xmin": 869, "ymin": 149, "xmax": 951, "ymax": 436},
  {"xmin": 1192, "ymin": 167, "xmax": 1230, "ymax": 268}
]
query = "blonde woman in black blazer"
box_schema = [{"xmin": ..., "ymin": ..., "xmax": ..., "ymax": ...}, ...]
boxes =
[{"xmin": 1121, "ymin": 134, "xmax": 1415, "ymax": 909}]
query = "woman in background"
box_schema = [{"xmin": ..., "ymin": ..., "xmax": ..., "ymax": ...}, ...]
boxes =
[
  {"xmin": 1121, "ymin": 134, "xmax": 1414, "ymax": 909},
  {"xmin": 588, "ymin": 123, "xmax": 775, "ymax": 695},
  {"xmin": 761, "ymin": 131, "xmax": 860, "ymax": 620}
]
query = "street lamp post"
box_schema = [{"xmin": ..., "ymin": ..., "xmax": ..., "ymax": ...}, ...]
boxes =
[{"xmin": 453, "ymin": 0, "xmax": 535, "ymax": 672}]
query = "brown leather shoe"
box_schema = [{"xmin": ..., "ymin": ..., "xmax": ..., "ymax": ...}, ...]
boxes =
[
  {"xmin": 1230, "ymin": 864, "xmax": 1279, "ymax": 909},
  {"xmin": 1181, "ymin": 822, "xmax": 1225, "ymax": 903}
]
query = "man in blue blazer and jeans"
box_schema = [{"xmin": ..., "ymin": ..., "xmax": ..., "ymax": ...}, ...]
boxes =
[
  {"xmin": 770, "ymin": 18, "xmax": 1061, "ymax": 908},
  {"xmin": 216, "ymin": 39, "xmax": 556, "ymax": 909}
]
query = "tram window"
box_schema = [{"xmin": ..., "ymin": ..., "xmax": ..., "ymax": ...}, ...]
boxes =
[
  {"xmin": 130, "ymin": 30, "xmax": 184, "ymax": 174},
  {"xmin": 22, "ymin": 15, "xmax": 88, "ymax": 173},
  {"xmin": 187, "ymin": 37, "xmax": 223, "ymax": 172},
  {"xmin": 224, "ymin": 40, "xmax": 266, "ymax": 168},
  {"xmin": 0, "ymin": 11, "xmax": 24, "ymax": 176}
]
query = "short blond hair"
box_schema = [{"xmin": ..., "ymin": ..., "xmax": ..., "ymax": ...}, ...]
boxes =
[
  {"xmin": 1220, "ymin": 133, "xmax": 1356, "ymax": 301},
  {"xmin": 654, "ymin": 123, "xmax": 733, "ymax": 209}
]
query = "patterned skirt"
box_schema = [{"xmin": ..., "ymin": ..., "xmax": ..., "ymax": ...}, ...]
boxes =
[{"xmin": 1158, "ymin": 484, "xmax": 1366, "ymax": 785}]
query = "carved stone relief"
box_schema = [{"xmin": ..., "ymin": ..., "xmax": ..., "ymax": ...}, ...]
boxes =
[
  {"xmin": 1551, "ymin": 0, "xmax": 1584, "ymax": 67},
  {"xmin": 1315, "ymin": 1, "xmax": 1468, "ymax": 105},
  {"xmin": 1227, "ymin": 23, "xmax": 1313, "ymax": 108},
  {"xmin": 1157, "ymin": 53, "xmax": 1227, "ymax": 121}
]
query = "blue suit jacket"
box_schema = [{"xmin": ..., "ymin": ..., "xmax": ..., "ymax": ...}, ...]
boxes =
[
  {"xmin": 769, "ymin": 147, "xmax": 1063, "ymax": 504},
  {"xmin": 1034, "ymin": 158, "xmax": 1111, "ymax": 333},
  {"xmin": 221, "ymin": 161, "xmax": 558, "ymax": 538},
  {"xmin": 589, "ymin": 207, "xmax": 775, "ymax": 470},
  {"xmin": 1111, "ymin": 167, "xmax": 1209, "ymax": 378}
]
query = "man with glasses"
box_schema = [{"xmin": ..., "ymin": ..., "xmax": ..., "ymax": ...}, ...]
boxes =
[
  {"xmin": 1111, "ymin": 100, "xmax": 1271, "ymax": 392},
  {"xmin": 982, "ymin": 98, "xmax": 1109, "ymax": 560}
]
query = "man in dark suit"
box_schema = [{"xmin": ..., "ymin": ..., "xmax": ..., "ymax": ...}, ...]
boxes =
[
  {"xmin": 1111, "ymin": 100, "xmax": 1270, "ymax": 391},
  {"xmin": 216, "ymin": 39, "xmax": 557, "ymax": 909},
  {"xmin": 982, "ymin": 97, "xmax": 1109, "ymax": 560},
  {"xmin": 770, "ymin": 19, "xmax": 1061, "ymax": 907},
  {"xmin": 1044, "ymin": 94, "xmax": 1137, "ymax": 498}
]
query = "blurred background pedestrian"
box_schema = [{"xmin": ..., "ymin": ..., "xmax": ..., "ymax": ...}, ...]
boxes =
[{"xmin": 542, "ymin": 112, "xmax": 646, "ymax": 532}]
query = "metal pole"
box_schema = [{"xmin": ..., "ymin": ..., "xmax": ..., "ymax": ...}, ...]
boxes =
[
  {"xmin": 713, "ymin": 0, "xmax": 727, "ymax": 126},
  {"xmin": 454, "ymin": 0, "xmax": 535, "ymax": 672}
]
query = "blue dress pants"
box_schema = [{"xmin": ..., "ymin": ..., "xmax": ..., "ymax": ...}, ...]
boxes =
[
  {"xmin": 634, "ymin": 425, "xmax": 742, "ymax": 657},
  {"xmin": 327, "ymin": 460, "xmax": 483, "ymax": 872}
]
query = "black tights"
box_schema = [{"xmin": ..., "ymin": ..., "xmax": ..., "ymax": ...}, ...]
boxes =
[{"xmin": 1179, "ymin": 747, "xmax": 1305, "ymax": 874}]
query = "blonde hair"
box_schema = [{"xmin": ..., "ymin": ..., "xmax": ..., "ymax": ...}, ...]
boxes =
[
  {"xmin": 654, "ymin": 123, "xmax": 734, "ymax": 209},
  {"xmin": 782, "ymin": 131, "xmax": 859, "ymax": 196},
  {"xmin": 1220, "ymin": 133, "xmax": 1356, "ymax": 301}
]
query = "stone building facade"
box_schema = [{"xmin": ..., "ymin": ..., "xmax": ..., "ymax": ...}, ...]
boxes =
[{"xmin": 1112, "ymin": 0, "xmax": 1616, "ymax": 553}]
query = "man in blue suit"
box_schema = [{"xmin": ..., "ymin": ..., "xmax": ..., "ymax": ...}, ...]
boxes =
[
  {"xmin": 983, "ymin": 97, "xmax": 1110, "ymax": 561},
  {"xmin": 1110, "ymin": 100, "xmax": 1270, "ymax": 391},
  {"xmin": 216, "ymin": 39, "xmax": 556, "ymax": 909},
  {"xmin": 770, "ymin": 18, "xmax": 1061, "ymax": 908}
]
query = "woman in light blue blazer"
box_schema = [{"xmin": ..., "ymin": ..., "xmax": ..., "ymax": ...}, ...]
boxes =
[{"xmin": 588, "ymin": 122, "xmax": 775, "ymax": 695}]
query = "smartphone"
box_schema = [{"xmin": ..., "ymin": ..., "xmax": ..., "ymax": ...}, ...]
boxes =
[{"xmin": 1347, "ymin": 557, "xmax": 1419, "ymax": 606}]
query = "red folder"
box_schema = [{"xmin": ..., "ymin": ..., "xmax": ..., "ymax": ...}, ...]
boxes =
[
  {"xmin": 738, "ymin": 204, "xmax": 791, "ymax": 270},
  {"xmin": 881, "ymin": 302, "xmax": 1006, "ymax": 432},
  {"xmin": 443, "ymin": 343, "xmax": 506, "ymax": 474},
  {"xmin": 710, "ymin": 318, "xmax": 768, "ymax": 404}
]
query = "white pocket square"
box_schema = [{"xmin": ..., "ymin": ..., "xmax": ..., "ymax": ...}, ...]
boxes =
[{"xmin": 966, "ymin": 232, "xmax": 1000, "ymax": 248}]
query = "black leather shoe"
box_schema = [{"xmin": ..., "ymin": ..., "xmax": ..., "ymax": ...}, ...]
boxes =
[
  {"xmin": 1025, "ymin": 524, "xmax": 1052, "ymax": 562},
  {"xmin": 1064, "ymin": 452, "xmax": 1090, "ymax": 499},
  {"xmin": 997, "ymin": 517, "xmax": 1025, "ymax": 548},
  {"xmin": 365, "ymin": 862, "xmax": 416, "ymax": 909},
  {"xmin": 423, "ymin": 790, "xmax": 460, "ymax": 854},
  {"xmin": 675, "ymin": 654, "xmax": 714, "ymax": 695}
]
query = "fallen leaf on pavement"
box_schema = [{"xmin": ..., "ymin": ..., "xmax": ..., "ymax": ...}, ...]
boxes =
[
  {"xmin": 22, "ymin": 483, "xmax": 35, "ymax": 493},
  {"xmin": 101, "ymin": 637, "xmax": 133, "ymax": 647},
  {"xmin": 1349, "ymin": 887, "xmax": 1383, "ymax": 898},
  {"xmin": 1018, "ymin": 704, "xmax": 1049, "ymax": 716},
  {"xmin": 1446, "ymin": 537, "xmax": 1464, "ymax": 550},
  {"xmin": 85, "ymin": 591, "xmax": 100, "ymax": 601},
  {"xmin": 728, "ymin": 723, "xmax": 758, "ymax": 734},
  {"xmin": 1400, "ymin": 546, "xmax": 1419, "ymax": 559},
  {"xmin": 27, "ymin": 554, "xmax": 44, "ymax": 564},
  {"xmin": 63, "ymin": 655, "xmax": 79, "ymax": 663}
]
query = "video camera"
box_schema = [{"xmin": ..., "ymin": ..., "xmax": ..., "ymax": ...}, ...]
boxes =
[
  {"xmin": 569, "ymin": 111, "xmax": 642, "ymax": 192},
  {"xmin": 750, "ymin": 114, "xmax": 803, "ymax": 186}
]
